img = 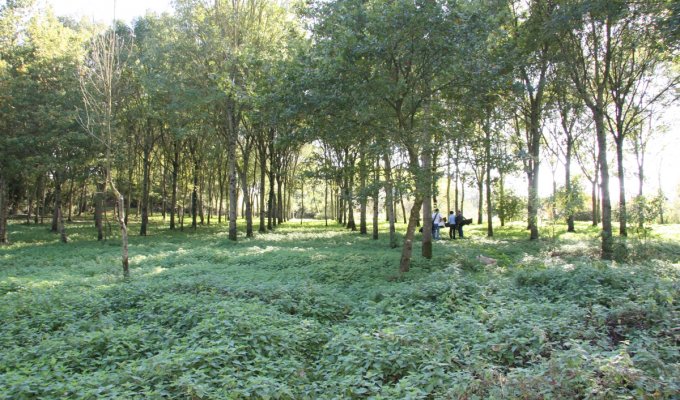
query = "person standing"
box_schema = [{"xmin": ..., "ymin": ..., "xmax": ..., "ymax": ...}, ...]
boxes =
[
  {"xmin": 432, "ymin": 208, "xmax": 442, "ymax": 240},
  {"xmin": 448, "ymin": 211, "xmax": 456, "ymax": 239},
  {"xmin": 455, "ymin": 210, "xmax": 465, "ymax": 239}
]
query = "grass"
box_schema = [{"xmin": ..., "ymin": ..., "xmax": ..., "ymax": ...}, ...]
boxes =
[{"xmin": 1, "ymin": 217, "xmax": 678, "ymax": 399}]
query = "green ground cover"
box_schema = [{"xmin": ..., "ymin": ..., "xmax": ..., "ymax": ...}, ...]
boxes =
[{"xmin": 1, "ymin": 219, "xmax": 678, "ymax": 399}]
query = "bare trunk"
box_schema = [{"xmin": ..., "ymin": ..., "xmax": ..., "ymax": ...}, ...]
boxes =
[
  {"xmin": 170, "ymin": 146, "xmax": 179, "ymax": 230},
  {"xmin": 565, "ymin": 140, "xmax": 575, "ymax": 232},
  {"xmin": 383, "ymin": 154, "xmax": 397, "ymax": 248},
  {"xmin": 95, "ymin": 182, "xmax": 104, "ymax": 240},
  {"xmin": 191, "ymin": 157, "xmax": 199, "ymax": 230},
  {"xmin": 140, "ymin": 146, "xmax": 151, "ymax": 236},
  {"xmin": 359, "ymin": 155, "xmax": 368, "ymax": 234},
  {"xmin": 595, "ymin": 110, "xmax": 613, "ymax": 259},
  {"xmin": 372, "ymin": 157, "xmax": 379, "ymax": 240},
  {"xmin": 615, "ymin": 141, "xmax": 627, "ymax": 236},
  {"xmin": 227, "ymin": 107, "xmax": 238, "ymax": 241},
  {"xmin": 0, "ymin": 175, "xmax": 8, "ymax": 245},
  {"xmin": 258, "ymin": 144, "xmax": 266, "ymax": 232},
  {"xmin": 399, "ymin": 196, "xmax": 424, "ymax": 273}
]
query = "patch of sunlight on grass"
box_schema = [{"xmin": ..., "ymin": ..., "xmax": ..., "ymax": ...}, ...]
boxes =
[{"xmin": 244, "ymin": 245, "xmax": 280, "ymax": 255}]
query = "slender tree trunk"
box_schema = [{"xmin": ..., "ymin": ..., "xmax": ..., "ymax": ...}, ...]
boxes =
[
  {"xmin": 52, "ymin": 175, "xmax": 62, "ymax": 233},
  {"xmin": 499, "ymin": 173, "xmax": 506, "ymax": 227},
  {"xmin": 112, "ymin": 185, "xmax": 129, "ymax": 279},
  {"xmin": 372, "ymin": 158, "xmax": 379, "ymax": 239},
  {"xmin": 258, "ymin": 145, "xmax": 266, "ymax": 232},
  {"xmin": 477, "ymin": 179, "xmax": 484, "ymax": 225},
  {"xmin": 615, "ymin": 141, "xmax": 627, "ymax": 236},
  {"xmin": 207, "ymin": 165, "xmax": 213, "ymax": 225},
  {"xmin": 359, "ymin": 155, "xmax": 368, "ymax": 234},
  {"xmin": 227, "ymin": 107, "xmax": 238, "ymax": 240},
  {"xmin": 170, "ymin": 146, "xmax": 179, "ymax": 230},
  {"xmin": 485, "ymin": 133, "xmax": 493, "ymax": 237},
  {"xmin": 268, "ymin": 147, "xmax": 276, "ymax": 229},
  {"xmin": 95, "ymin": 182, "xmax": 104, "ymax": 240},
  {"xmin": 400, "ymin": 196, "xmax": 424, "ymax": 273},
  {"xmin": 399, "ymin": 187, "xmax": 407, "ymax": 225},
  {"xmin": 422, "ymin": 98, "xmax": 433, "ymax": 259},
  {"xmin": 0, "ymin": 175, "xmax": 8, "ymax": 245},
  {"xmin": 140, "ymin": 146, "xmax": 151, "ymax": 236},
  {"xmin": 384, "ymin": 154, "xmax": 397, "ymax": 248},
  {"xmin": 239, "ymin": 161, "xmax": 253, "ymax": 237},
  {"xmin": 67, "ymin": 178, "xmax": 75, "ymax": 222},
  {"xmin": 276, "ymin": 174, "xmax": 283, "ymax": 225},
  {"xmin": 218, "ymin": 155, "xmax": 225, "ymax": 224},
  {"xmin": 324, "ymin": 175, "xmax": 329, "ymax": 226},
  {"xmin": 595, "ymin": 110, "xmax": 613, "ymax": 259},
  {"xmin": 162, "ymin": 158, "xmax": 167, "ymax": 221},
  {"xmin": 566, "ymin": 140, "xmax": 575, "ymax": 232},
  {"xmin": 192, "ymin": 157, "xmax": 199, "ymax": 230},
  {"xmin": 57, "ymin": 204, "xmax": 67, "ymax": 243},
  {"xmin": 34, "ymin": 175, "xmax": 43, "ymax": 225},
  {"xmin": 347, "ymin": 169, "xmax": 357, "ymax": 231}
]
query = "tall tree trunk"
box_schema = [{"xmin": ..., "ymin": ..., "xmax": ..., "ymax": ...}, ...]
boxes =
[
  {"xmin": 140, "ymin": 146, "xmax": 151, "ymax": 236},
  {"xmin": 67, "ymin": 178, "xmax": 75, "ymax": 222},
  {"xmin": 192, "ymin": 157, "xmax": 199, "ymax": 230},
  {"xmin": 95, "ymin": 182, "xmax": 104, "ymax": 241},
  {"xmin": 268, "ymin": 145, "xmax": 276, "ymax": 229},
  {"xmin": 52, "ymin": 175, "xmax": 62, "ymax": 233},
  {"xmin": 485, "ymin": 126, "xmax": 493, "ymax": 237},
  {"xmin": 162, "ymin": 158, "xmax": 167, "ymax": 221},
  {"xmin": 565, "ymin": 139, "xmax": 575, "ymax": 232},
  {"xmin": 384, "ymin": 153, "xmax": 397, "ymax": 248},
  {"xmin": 34, "ymin": 174, "xmax": 43, "ymax": 225},
  {"xmin": 359, "ymin": 154, "xmax": 368, "ymax": 234},
  {"xmin": 170, "ymin": 146, "xmax": 179, "ymax": 230},
  {"xmin": 227, "ymin": 106, "xmax": 238, "ymax": 241},
  {"xmin": 239, "ymin": 161, "xmax": 253, "ymax": 237},
  {"xmin": 347, "ymin": 168, "xmax": 357, "ymax": 231},
  {"xmin": 276, "ymin": 173, "xmax": 283, "ymax": 225},
  {"xmin": 0, "ymin": 175, "xmax": 8, "ymax": 245},
  {"xmin": 615, "ymin": 141, "xmax": 627, "ymax": 236},
  {"xmin": 372, "ymin": 157, "xmax": 379, "ymax": 240},
  {"xmin": 112, "ymin": 186, "xmax": 129, "ymax": 279},
  {"xmin": 477, "ymin": 179, "xmax": 484, "ymax": 225},
  {"xmin": 258, "ymin": 143, "xmax": 266, "ymax": 232},
  {"xmin": 400, "ymin": 196, "xmax": 424, "ymax": 273},
  {"xmin": 594, "ymin": 110, "xmax": 613, "ymax": 259},
  {"xmin": 499, "ymin": 173, "xmax": 506, "ymax": 227}
]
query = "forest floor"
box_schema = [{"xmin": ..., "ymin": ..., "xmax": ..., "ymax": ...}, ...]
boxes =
[{"xmin": 1, "ymin": 218, "xmax": 679, "ymax": 399}]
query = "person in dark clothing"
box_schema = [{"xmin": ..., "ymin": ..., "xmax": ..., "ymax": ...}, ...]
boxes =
[{"xmin": 454, "ymin": 210, "xmax": 465, "ymax": 239}]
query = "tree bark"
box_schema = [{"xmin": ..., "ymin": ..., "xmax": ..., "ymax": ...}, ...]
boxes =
[
  {"xmin": 372, "ymin": 157, "xmax": 379, "ymax": 240},
  {"xmin": 170, "ymin": 145, "xmax": 179, "ymax": 230},
  {"xmin": 595, "ymin": 110, "xmax": 613, "ymax": 259},
  {"xmin": 565, "ymin": 138, "xmax": 575, "ymax": 232},
  {"xmin": 399, "ymin": 196, "xmax": 424, "ymax": 273},
  {"xmin": 191, "ymin": 156, "xmax": 199, "ymax": 230},
  {"xmin": 227, "ymin": 104, "xmax": 238, "ymax": 241},
  {"xmin": 383, "ymin": 153, "xmax": 397, "ymax": 248},
  {"xmin": 0, "ymin": 175, "xmax": 8, "ymax": 245},
  {"xmin": 140, "ymin": 145, "xmax": 152, "ymax": 236},
  {"xmin": 615, "ymin": 141, "xmax": 627, "ymax": 236},
  {"xmin": 359, "ymin": 154, "xmax": 368, "ymax": 234}
]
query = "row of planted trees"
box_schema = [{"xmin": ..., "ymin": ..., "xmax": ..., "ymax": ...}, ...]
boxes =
[{"xmin": 1, "ymin": 0, "xmax": 677, "ymax": 275}]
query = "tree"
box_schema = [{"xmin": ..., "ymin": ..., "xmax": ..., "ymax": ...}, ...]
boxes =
[{"xmin": 79, "ymin": 28, "xmax": 133, "ymax": 278}]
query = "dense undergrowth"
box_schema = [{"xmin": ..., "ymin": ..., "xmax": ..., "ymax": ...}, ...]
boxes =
[{"xmin": 1, "ymin": 219, "xmax": 678, "ymax": 399}]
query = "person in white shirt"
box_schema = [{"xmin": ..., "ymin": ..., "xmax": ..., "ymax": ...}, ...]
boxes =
[
  {"xmin": 448, "ymin": 211, "xmax": 456, "ymax": 239},
  {"xmin": 432, "ymin": 208, "xmax": 442, "ymax": 240}
]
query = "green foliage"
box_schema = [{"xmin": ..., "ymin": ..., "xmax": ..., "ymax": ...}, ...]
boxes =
[{"xmin": 0, "ymin": 219, "xmax": 678, "ymax": 398}]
